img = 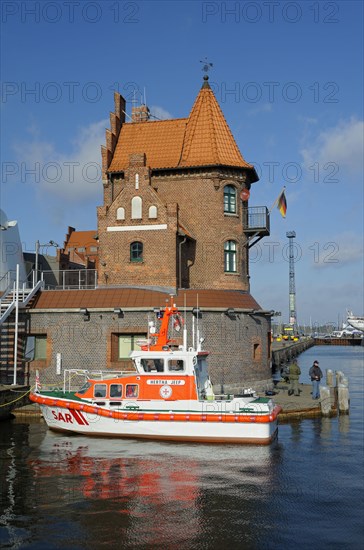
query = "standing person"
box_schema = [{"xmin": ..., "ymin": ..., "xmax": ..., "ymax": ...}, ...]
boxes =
[
  {"xmin": 309, "ymin": 360, "xmax": 323, "ymax": 400},
  {"xmin": 288, "ymin": 359, "xmax": 301, "ymax": 396}
]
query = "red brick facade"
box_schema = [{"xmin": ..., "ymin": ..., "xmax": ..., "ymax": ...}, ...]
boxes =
[{"xmin": 97, "ymin": 80, "xmax": 259, "ymax": 292}]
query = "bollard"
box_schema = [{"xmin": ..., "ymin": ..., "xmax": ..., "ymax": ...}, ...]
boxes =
[
  {"xmin": 338, "ymin": 383, "xmax": 350, "ymax": 414},
  {"xmin": 326, "ymin": 369, "xmax": 334, "ymax": 387},
  {"xmin": 320, "ymin": 386, "xmax": 332, "ymax": 416},
  {"xmin": 336, "ymin": 370, "xmax": 345, "ymax": 386}
]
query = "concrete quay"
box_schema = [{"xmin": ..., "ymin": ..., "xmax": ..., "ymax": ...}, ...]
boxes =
[
  {"xmin": 0, "ymin": 385, "xmax": 30, "ymax": 419},
  {"xmin": 271, "ymin": 338, "xmax": 315, "ymax": 370},
  {"xmin": 259, "ymin": 382, "xmax": 332, "ymax": 420}
]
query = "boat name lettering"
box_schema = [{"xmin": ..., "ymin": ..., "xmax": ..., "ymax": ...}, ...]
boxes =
[
  {"xmin": 52, "ymin": 410, "xmax": 73, "ymax": 424},
  {"xmin": 147, "ymin": 380, "xmax": 185, "ymax": 385}
]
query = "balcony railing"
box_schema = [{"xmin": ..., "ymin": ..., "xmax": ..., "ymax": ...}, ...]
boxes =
[
  {"xmin": 39, "ymin": 269, "xmax": 98, "ymax": 290},
  {"xmin": 243, "ymin": 206, "xmax": 270, "ymax": 235}
]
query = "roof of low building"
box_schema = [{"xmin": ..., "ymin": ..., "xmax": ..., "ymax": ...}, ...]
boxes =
[{"xmin": 32, "ymin": 288, "xmax": 262, "ymax": 310}]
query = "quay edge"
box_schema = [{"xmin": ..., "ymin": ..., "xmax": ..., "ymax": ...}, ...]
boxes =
[
  {"xmin": 0, "ymin": 385, "xmax": 30, "ymax": 419},
  {"xmin": 271, "ymin": 338, "xmax": 315, "ymax": 371}
]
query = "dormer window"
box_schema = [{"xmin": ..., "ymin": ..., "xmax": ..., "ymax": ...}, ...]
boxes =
[{"xmin": 224, "ymin": 185, "xmax": 237, "ymax": 214}]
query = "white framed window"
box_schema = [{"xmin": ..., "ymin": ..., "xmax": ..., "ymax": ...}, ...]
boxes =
[
  {"xmin": 224, "ymin": 185, "xmax": 237, "ymax": 214},
  {"xmin": 117, "ymin": 207, "xmax": 125, "ymax": 220},
  {"xmin": 131, "ymin": 196, "xmax": 142, "ymax": 219},
  {"xmin": 148, "ymin": 205, "xmax": 157, "ymax": 219},
  {"xmin": 118, "ymin": 334, "xmax": 146, "ymax": 359},
  {"xmin": 224, "ymin": 240, "xmax": 237, "ymax": 272}
]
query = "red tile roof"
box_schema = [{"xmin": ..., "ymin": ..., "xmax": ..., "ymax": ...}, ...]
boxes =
[
  {"xmin": 64, "ymin": 230, "xmax": 98, "ymax": 251},
  {"xmin": 32, "ymin": 288, "xmax": 262, "ymax": 310},
  {"xmin": 108, "ymin": 82, "xmax": 257, "ymax": 178}
]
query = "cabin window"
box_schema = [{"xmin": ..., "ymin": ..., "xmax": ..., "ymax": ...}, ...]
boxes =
[
  {"xmin": 141, "ymin": 358, "xmax": 164, "ymax": 372},
  {"xmin": 94, "ymin": 384, "xmax": 107, "ymax": 398},
  {"xmin": 110, "ymin": 384, "xmax": 123, "ymax": 398},
  {"xmin": 131, "ymin": 196, "xmax": 142, "ymax": 219},
  {"xmin": 118, "ymin": 334, "xmax": 147, "ymax": 359},
  {"xmin": 130, "ymin": 241, "xmax": 143, "ymax": 263},
  {"xmin": 116, "ymin": 207, "xmax": 125, "ymax": 220},
  {"xmin": 168, "ymin": 359, "xmax": 185, "ymax": 372},
  {"xmin": 89, "ymin": 246, "xmax": 98, "ymax": 253},
  {"xmin": 224, "ymin": 185, "xmax": 237, "ymax": 214},
  {"xmin": 126, "ymin": 384, "xmax": 138, "ymax": 398},
  {"xmin": 77, "ymin": 382, "xmax": 91, "ymax": 395},
  {"xmin": 148, "ymin": 205, "xmax": 157, "ymax": 219},
  {"xmin": 224, "ymin": 240, "xmax": 237, "ymax": 272}
]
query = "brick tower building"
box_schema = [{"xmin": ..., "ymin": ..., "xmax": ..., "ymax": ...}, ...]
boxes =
[{"xmin": 98, "ymin": 75, "xmax": 259, "ymax": 292}]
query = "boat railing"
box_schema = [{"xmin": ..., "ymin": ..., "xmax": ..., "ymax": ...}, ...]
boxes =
[{"xmin": 62, "ymin": 369, "xmax": 135, "ymax": 393}]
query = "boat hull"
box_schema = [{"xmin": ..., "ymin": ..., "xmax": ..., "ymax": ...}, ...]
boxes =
[{"xmin": 34, "ymin": 396, "xmax": 280, "ymax": 444}]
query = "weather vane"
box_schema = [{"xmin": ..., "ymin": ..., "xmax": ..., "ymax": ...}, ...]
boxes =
[{"xmin": 200, "ymin": 57, "xmax": 213, "ymax": 74}]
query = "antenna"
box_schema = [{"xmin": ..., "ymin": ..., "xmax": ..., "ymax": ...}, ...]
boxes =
[
  {"xmin": 286, "ymin": 231, "xmax": 297, "ymax": 332},
  {"xmin": 183, "ymin": 293, "xmax": 187, "ymax": 351},
  {"xmin": 131, "ymin": 89, "xmax": 137, "ymax": 109},
  {"xmin": 143, "ymin": 86, "xmax": 147, "ymax": 106},
  {"xmin": 122, "ymin": 110, "xmax": 132, "ymax": 121},
  {"xmin": 196, "ymin": 294, "xmax": 201, "ymax": 351}
]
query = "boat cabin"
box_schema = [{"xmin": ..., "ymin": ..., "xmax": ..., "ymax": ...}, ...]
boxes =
[{"xmin": 74, "ymin": 350, "xmax": 214, "ymax": 404}]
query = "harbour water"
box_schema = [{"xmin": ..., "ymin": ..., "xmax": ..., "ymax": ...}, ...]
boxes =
[{"xmin": 1, "ymin": 346, "xmax": 363, "ymax": 549}]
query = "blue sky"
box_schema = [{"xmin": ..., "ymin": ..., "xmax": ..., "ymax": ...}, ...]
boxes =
[{"xmin": 1, "ymin": 0, "xmax": 363, "ymax": 326}]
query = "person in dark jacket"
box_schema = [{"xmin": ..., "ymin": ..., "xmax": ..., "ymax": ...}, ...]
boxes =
[
  {"xmin": 309, "ymin": 360, "xmax": 323, "ymax": 399},
  {"xmin": 288, "ymin": 360, "xmax": 301, "ymax": 396}
]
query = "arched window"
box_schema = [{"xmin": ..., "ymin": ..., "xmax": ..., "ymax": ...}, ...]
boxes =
[
  {"xmin": 130, "ymin": 241, "xmax": 143, "ymax": 262},
  {"xmin": 148, "ymin": 205, "xmax": 157, "ymax": 219},
  {"xmin": 131, "ymin": 196, "xmax": 142, "ymax": 219},
  {"xmin": 224, "ymin": 240, "xmax": 237, "ymax": 272},
  {"xmin": 116, "ymin": 207, "xmax": 125, "ymax": 220},
  {"xmin": 224, "ymin": 185, "xmax": 237, "ymax": 214}
]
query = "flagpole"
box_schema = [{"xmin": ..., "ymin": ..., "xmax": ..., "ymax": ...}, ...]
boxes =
[{"xmin": 269, "ymin": 186, "xmax": 286, "ymax": 213}]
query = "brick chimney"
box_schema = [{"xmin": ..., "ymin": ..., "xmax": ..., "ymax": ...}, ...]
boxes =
[{"xmin": 131, "ymin": 104, "xmax": 150, "ymax": 123}]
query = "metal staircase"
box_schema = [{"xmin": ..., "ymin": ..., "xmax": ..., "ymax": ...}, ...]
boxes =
[
  {"xmin": 0, "ymin": 272, "xmax": 44, "ymax": 384},
  {"xmin": 0, "ymin": 279, "xmax": 43, "ymax": 325}
]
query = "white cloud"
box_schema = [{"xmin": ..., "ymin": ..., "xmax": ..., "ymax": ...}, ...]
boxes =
[
  {"xmin": 310, "ymin": 231, "xmax": 363, "ymax": 269},
  {"xmin": 149, "ymin": 105, "xmax": 173, "ymax": 120},
  {"xmin": 247, "ymin": 103, "xmax": 273, "ymax": 116},
  {"xmin": 301, "ymin": 117, "xmax": 364, "ymax": 175},
  {"xmin": 13, "ymin": 119, "xmax": 108, "ymax": 203}
]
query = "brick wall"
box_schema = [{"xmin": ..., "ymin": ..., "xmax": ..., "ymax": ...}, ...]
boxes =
[
  {"xmin": 27, "ymin": 309, "xmax": 272, "ymax": 392},
  {"xmin": 98, "ymin": 162, "xmax": 252, "ymax": 291}
]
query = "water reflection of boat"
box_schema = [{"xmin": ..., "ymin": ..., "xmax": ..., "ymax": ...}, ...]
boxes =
[
  {"xmin": 25, "ymin": 429, "xmax": 276, "ymax": 547},
  {"xmin": 31, "ymin": 429, "xmax": 276, "ymax": 496},
  {"xmin": 30, "ymin": 302, "xmax": 281, "ymax": 444}
]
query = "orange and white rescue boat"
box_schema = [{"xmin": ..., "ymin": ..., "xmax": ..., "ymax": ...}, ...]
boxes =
[{"xmin": 30, "ymin": 303, "xmax": 281, "ymax": 444}]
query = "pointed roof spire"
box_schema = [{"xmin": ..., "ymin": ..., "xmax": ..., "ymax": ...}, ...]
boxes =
[
  {"xmin": 179, "ymin": 82, "xmax": 256, "ymax": 175},
  {"xmin": 201, "ymin": 74, "xmax": 211, "ymax": 89}
]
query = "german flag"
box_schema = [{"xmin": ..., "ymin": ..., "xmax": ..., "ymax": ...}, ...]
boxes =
[{"xmin": 277, "ymin": 190, "xmax": 287, "ymax": 218}]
